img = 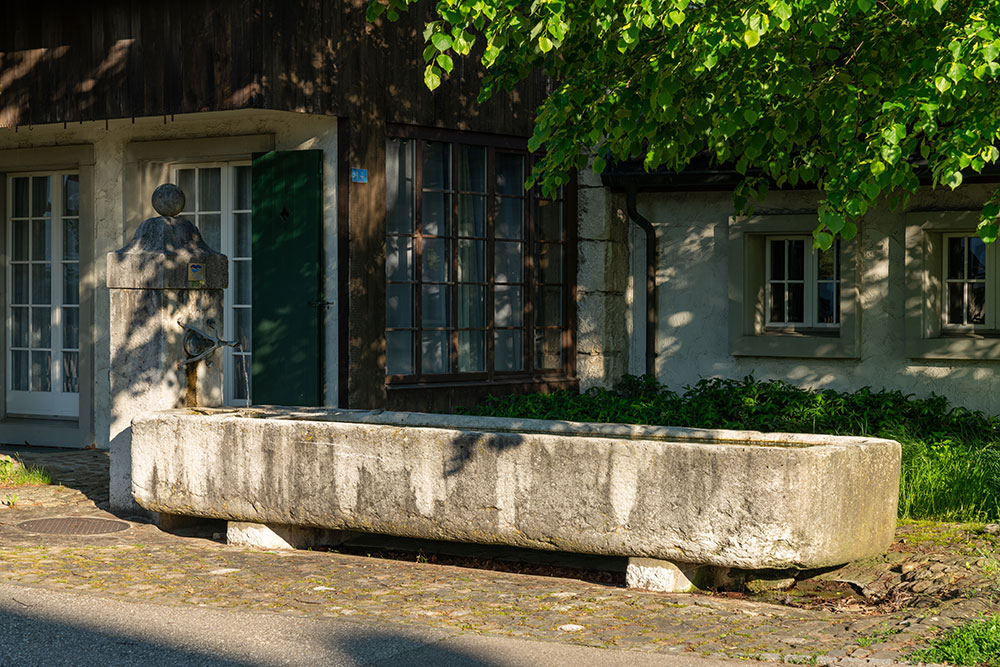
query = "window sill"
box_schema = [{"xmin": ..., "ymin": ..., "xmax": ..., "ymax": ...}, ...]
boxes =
[
  {"xmin": 386, "ymin": 375, "xmax": 577, "ymax": 390},
  {"xmin": 386, "ymin": 376, "xmax": 579, "ymax": 412},
  {"xmin": 730, "ymin": 333, "xmax": 858, "ymax": 359},
  {"xmin": 906, "ymin": 335, "xmax": 1000, "ymax": 360},
  {"xmin": 762, "ymin": 327, "xmax": 841, "ymax": 338}
]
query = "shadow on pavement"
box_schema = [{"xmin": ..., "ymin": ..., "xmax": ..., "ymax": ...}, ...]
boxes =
[
  {"xmin": 0, "ymin": 606, "xmax": 254, "ymax": 667},
  {"xmin": 341, "ymin": 632, "xmax": 498, "ymax": 667}
]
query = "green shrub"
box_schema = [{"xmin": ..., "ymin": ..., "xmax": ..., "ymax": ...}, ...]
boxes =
[{"xmin": 467, "ymin": 376, "xmax": 1000, "ymax": 523}]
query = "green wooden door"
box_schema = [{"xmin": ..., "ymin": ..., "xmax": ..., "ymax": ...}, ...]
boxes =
[{"xmin": 251, "ymin": 150, "xmax": 324, "ymax": 406}]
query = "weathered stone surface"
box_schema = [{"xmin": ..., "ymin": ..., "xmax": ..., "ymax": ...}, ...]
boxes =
[
  {"xmin": 227, "ymin": 521, "xmax": 352, "ymax": 550},
  {"xmin": 626, "ymin": 558, "xmax": 698, "ymax": 592},
  {"xmin": 108, "ymin": 289, "xmax": 224, "ymax": 517},
  {"xmin": 132, "ymin": 410, "xmax": 900, "ymax": 570},
  {"xmin": 107, "ymin": 215, "xmax": 228, "ymax": 290}
]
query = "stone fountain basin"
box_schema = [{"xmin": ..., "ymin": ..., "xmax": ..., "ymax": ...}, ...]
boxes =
[{"xmin": 131, "ymin": 408, "xmax": 900, "ymax": 571}]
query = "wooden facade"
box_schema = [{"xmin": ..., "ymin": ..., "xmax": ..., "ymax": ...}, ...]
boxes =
[
  {"xmin": 1, "ymin": 0, "xmax": 557, "ymax": 411},
  {"xmin": 0, "ymin": 0, "xmax": 541, "ymax": 133}
]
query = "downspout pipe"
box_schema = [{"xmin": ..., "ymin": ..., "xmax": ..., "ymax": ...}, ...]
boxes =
[{"xmin": 625, "ymin": 185, "xmax": 657, "ymax": 378}]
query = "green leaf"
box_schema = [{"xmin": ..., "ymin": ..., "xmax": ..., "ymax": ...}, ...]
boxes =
[
  {"xmin": 482, "ymin": 44, "xmax": 500, "ymax": 66},
  {"xmin": 424, "ymin": 66, "xmax": 442, "ymax": 90},
  {"xmin": 947, "ymin": 62, "xmax": 968, "ymax": 83},
  {"xmin": 592, "ymin": 155, "xmax": 607, "ymax": 174},
  {"xmin": 935, "ymin": 76, "xmax": 952, "ymax": 93},
  {"xmin": 862, "ymin": 181, "xmax": 881, "ymax": 199},
  {"xmin": 744, "ymin": 29, "xmax": 760, "ymax": 48},
  {"xmin": 815, "ymin": 230, "xmax": 834, "ymax": 250},
  {"xmin": 983, "ymin": 202, "xmax": 1000, "ymax": 219},
  {"xmin": 823, "ymin": 210, "xmax": 846, "ymax": 234},
  {"xmin": 538, "ymin": 36, "xmax": 553, "ymax": 52},
  {"xmin": 431, "ymin": 33, "xmax": 453, "ymax": 52},
  {"xmin": 881, "ymin": 145, "xmax": 902, "ymax": 165},
  {"xmin": 436, "ymin": 53, "xmax": 454, "ymax": 73},
  {"xmin": 366, "ymin": 2, "xmax": 386, "ymax": 22},
  {"xmin": 979, "ymin": 223, "xmax": 999, "ymax": 243},
  {"xmin": 871, "ymin": 160, "xmax": 886, "ymax": 176},
  {"xmin": 841, "ymin": 221, "xmax": 858, "ymax": 240}
]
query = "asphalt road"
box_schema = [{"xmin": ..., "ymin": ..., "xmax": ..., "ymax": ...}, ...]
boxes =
[{"xmin": 0, "ymin": 583, "xmax": 771, "ymax": 667}]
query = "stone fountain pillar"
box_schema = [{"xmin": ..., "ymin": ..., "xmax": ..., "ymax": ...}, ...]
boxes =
[{"xmin": 107, "ymin": 184, "xmax": 228, "ymax": 517}]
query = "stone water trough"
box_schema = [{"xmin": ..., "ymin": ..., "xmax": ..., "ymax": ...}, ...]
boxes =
[{"xmin": 131, "ymin": 408, "xmax": 900, "ymax": 591}]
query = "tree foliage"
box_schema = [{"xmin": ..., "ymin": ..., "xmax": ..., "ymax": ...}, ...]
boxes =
[{"xmin": 368, "ymin": 0, "xmax": 1000, "ymax": 246}]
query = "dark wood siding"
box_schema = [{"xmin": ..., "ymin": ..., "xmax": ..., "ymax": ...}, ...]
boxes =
[{"xmin": 0, "ymin": 0, "xmax": 541, "ymax": 136}]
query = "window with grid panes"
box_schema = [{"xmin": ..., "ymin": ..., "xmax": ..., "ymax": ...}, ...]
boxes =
[
  {"xmin": 7, "ymin": 173, "xmax": 80, "ymax": 417},
  {"xmin": 174, "ymin": 163, "xmax": 253, "ymax": 403},
  {"xmin": 385, "ymin": 135, "xmax": 570, "ymax": 380},
  {"xmin": 766, "ymin": 237, "xmax": 840, "ymax": 329},
  {"xmin": 943, "ymin": 234, "xmax": 992, "ymax": 328}
]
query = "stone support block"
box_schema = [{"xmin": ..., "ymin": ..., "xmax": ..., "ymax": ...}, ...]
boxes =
[
  {"xmin": 626, "ymin": 558, "xmax": 699, "ymax": 592},
  {"xmin": 227, "ymin": 521, "xmax": 352, "ymax": 550}
]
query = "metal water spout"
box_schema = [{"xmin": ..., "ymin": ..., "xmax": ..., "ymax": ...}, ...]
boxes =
[{"xmin": 178, "ymin": 318, "xmax": 238, "ymax": 408}]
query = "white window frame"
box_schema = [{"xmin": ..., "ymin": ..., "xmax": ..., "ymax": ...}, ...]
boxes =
[
  {"xmin": 764, "ymin": 235, "xmax": 841, "ymax": 331},
  {"xmin": 940, "ymin": 232, "xmax": 996, "ymax": 332},
  {"xmin": 6, "ymin": 170, "xmax": 80, "ymax": 418},
  {"xmin": 170, "ymin": 161, "xmax": 252, "ymax": 406}
]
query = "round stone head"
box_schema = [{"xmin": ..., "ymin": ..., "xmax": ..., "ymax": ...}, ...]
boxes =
[{"xmin": 152, "ymin": 183, "xmax": 186, "ymax": 217}]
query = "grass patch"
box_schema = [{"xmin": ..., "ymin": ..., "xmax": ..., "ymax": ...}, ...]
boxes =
[
  {"xmin": 466, "ymin": 375, "xmax": 1000, "ymax": 523},
  {"xmin": 857, "ymin": 625, "xmax": 902, "ymax": 647},
  {"xmin": 0, "ymin": 456, "xmax": 52, "ymax": 488},
  {"xmin": 910, "ymin": 616, "xmax": 1000, "ymax": 666}
]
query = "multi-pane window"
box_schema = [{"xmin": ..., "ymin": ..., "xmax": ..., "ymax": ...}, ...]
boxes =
[
  {"xmin": 766, "ymin": 237, "xmax": 840, "ymax": 328},
  {"xmin": 7, "ymin": 173, "xmax": 80, "ymax": 417},
  {"xmin": 385, "ymin": 136, "xmax": 570, "ymax": 380},
  {"xmin": 174, "ymin": 164, "xmax": 253, "ymax": 403},
  {"xmin": 943, "ymin": 234, "xmax": 990, "ymax": 328}
]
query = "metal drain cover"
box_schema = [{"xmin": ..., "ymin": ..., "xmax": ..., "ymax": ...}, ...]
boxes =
[{"xmin": 17, "ymin": 517, "xmax": 130, "ymax": 535}]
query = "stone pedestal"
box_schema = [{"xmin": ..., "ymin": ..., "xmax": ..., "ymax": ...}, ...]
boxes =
[{"xmin": 107, "ymin": 185, "xmax": 228, "ymax": 517}]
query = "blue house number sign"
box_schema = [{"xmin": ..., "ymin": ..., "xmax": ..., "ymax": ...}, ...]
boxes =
[{"xmin": 350, "ymin": 168, "xmax": 368, "ymax": 183}]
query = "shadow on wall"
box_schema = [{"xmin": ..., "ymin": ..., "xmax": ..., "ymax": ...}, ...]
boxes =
[
  {"xmin": 628, "ymin": 197, "xmax": 1000, "ymax": 412},
  {"xmin": 445, "ymin": 430, "xmax": 524, "ymax": 477},
  {"xmin": 0, "ymin": 3, "xmax": 537, "ymax": 130},
  {"xmin": 107, "ymin": 225, "xmax": 221, "ymax": 408}
]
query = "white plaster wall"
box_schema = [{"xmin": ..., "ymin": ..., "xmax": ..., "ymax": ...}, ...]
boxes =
[
  {"xmin": 590, "ymin": 183, "xmax": 1000, "ymax": 415},
  {"xmin": 0, "ymin": 110, "xmax": 340, "ymax": 448}
]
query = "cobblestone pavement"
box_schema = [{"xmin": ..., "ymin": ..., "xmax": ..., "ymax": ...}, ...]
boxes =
[{"xmin": 0, "ymin": 447, "xmax": 998, "ymax": 665}]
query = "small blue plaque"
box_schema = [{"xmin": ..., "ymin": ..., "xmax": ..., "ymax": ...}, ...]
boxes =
[{"xmin": 350, "ymin": 168, "xmax": 368, "ymax": 183}]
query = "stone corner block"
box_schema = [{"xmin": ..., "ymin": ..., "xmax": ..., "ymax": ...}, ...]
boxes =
[
  {"xmin": 626, "ymin": 558, "xmax": 699, "ymax": 593},
  {"xmin": 227, "ymin": 521, "xmax": 352, "ymax": 551}
]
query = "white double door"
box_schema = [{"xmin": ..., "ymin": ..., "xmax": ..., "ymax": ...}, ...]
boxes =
[{"xmin": 6, "ymin": 172, "xmax": 80, "ymax": 418}]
